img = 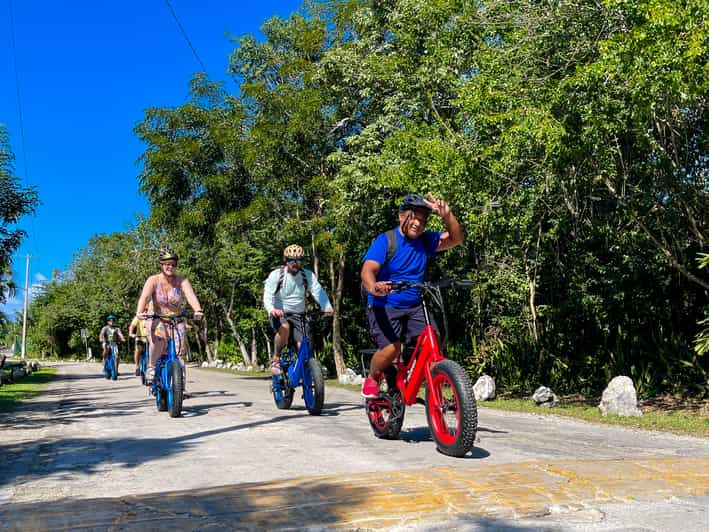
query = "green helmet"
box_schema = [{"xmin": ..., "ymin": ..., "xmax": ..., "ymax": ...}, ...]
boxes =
[{"xmin": 106, "ymin": 314, "xmax": 116, "ymax": 322}]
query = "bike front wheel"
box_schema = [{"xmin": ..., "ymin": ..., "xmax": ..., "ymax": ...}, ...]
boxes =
[
  {"xmin": 167, "ymin": 361, "xmax": 183, "ymax": 418},
  {"xmin": 272, "ymin": 374, "xmax": 294, "ymax": 409},
  {"xmin": 303, "ymin": 359, "xmax": 324, "ymax": 415},
  {"xmin": 425, "ymin": 360, "xmax": 477, "ymax": 457},
  {"xmin": 111, "ymin": 350, "xmax": 118, "ymax": 380}
]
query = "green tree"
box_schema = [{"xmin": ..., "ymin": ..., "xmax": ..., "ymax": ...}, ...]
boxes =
[{"xmin": 0, "ymin": 125, "xmax": 39, "ymax": 281}]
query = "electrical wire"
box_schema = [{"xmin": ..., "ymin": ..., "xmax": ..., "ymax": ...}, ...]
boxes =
[
  {"xmin": 164, "ymin": 0, "xmax": 209, "ymax": 74},
  {"xmin": 8, "ymin": 0, "xmax": 29, "ymax": 180}
]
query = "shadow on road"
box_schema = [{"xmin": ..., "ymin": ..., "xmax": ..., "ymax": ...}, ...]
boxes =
[
  {"xmin": 400, "ymin": 426, "xmax": 490, "ymax": 459},
  {"xmin": 181, "ymin": 400, "xmax": 253, "ymax": 417},
  {"xmin": 0, "ymin": 478, "xmax": 545, "ymax": 531},
  {"xmin": 0, "ymin": 411, "xmax": 313, "ymax": 489}
]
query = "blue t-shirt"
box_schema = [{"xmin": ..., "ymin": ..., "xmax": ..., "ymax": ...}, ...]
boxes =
[{"xmin": 363, "ymin": 228, "xmax": 441, "ymax": 308}]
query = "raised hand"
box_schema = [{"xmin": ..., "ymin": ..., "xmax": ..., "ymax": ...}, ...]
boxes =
[{"xmin": 424, "ymin": 193, "xmax": 451, "ymax": 218}]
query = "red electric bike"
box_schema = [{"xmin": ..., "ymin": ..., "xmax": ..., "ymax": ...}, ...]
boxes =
[{"xmin": 365, "ymin": 279, "xmax": 477, "ymax": 457}]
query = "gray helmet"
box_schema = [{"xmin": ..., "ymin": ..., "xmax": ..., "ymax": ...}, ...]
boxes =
[{"xmin": 399, "ymin": 193, "xmax": 432, "ymax": 213}]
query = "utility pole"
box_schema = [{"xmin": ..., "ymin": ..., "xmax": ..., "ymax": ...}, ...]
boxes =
[{"xmin": 20, "ymin": 254, "xmax": 31, "ymax": 360}]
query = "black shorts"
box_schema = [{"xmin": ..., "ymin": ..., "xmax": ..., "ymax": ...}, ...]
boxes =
[
  {"xmin": 270, "ymin": 314, "xmax": 307, "ymax": 346},
  {"xmin": 367, "ymin": 304, "xmax": 436, "ymax": 350}
]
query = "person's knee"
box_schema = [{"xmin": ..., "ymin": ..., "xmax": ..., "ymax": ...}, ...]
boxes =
[{"xmin": 379, "ymin": 342, "xmax": 401, "ymax": 360}]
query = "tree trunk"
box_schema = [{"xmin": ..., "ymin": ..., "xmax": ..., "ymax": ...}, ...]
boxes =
[
  {"xmin": 213, "ymin": 317, "xmax": 220, "ymax": 360},
  {"xmin": 220, "ymin": 302, "xmax": 250, "ymax": 366},
  {"xmin": 263, "ymin": 329, "xmax": 274, "ymax": 359},
  {"xmin": 198, "ymin": 315, "xmax": 215, "ymax": 362},
  {"xmin": 311, "ymin": 232, "xmax": 319, "ymax": 279},
  {"xmin": 250, "ymin": 327, "xmax": 258, "ymax": 367},
  {"xmin": 330, "ymin": 251, "xmax": 347, "ymax": 379}
]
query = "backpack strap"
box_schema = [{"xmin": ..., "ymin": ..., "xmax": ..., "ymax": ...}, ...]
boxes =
[
  {"xmin": 276, "ymin": 266, "xmax": 285, "ymax": 293},
  {"xmin": 275, "ymin": 266, "xmax": 309, "ymax": 294},
  {"xmin": 384, "ymin": 229, "xmax": 398, "ymax": 264}
]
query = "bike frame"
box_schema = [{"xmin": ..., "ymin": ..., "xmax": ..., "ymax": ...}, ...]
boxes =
[
  {"xmin": 281, "ymin": 335, "xmax": 314, "ymax": 390},
  {"xmin": 373, "ymin": 283, "xmax": 456, "ymax": 407},
  {"xmin": 148, "ymin": 315, "xmax": 184, "ymax": 399},
  {"xmin": 104, "ymin": 343, "xmax": 119, "ymax": 374},
  {"xmin": 396, "ymin": 322, "xmax": 445, "ymax": 406}
]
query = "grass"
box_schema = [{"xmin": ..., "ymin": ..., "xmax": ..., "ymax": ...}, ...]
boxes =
[
  {"xmin": 480, "ymin": 395, "xmax": 709, "ymax": 437},
  {"xmin": 325, "ymin": 377, "xmax": 709, "ymax": 437},
  {"xmin": 199, "ymin": 366, "xmax": 271, "ymax": 378},
  {"xmin": 0, "ymin": 367, "xmax": 57, "ymax": 414},
  {"xmin": 193, "ymin": 364, "xmax": 709, "ymax": 437}
]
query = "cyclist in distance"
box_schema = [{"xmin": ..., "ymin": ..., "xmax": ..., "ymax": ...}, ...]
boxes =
[
  {"xmin": 99, "ymin": 315, "xmax": 126, "ymax": 371},
  {"xmin": 128, "ymin": 313, "xmax": 148, "ymax": 376},
  {"xmin": 135, "ymin": 248, "xmax": 203, "ymax": 397},
  {"xmin": 359, "ymin": 193, "xmax": 463, "ymax": 398},
  {"xmin": 263, "ymin": 244, "xmax": 334, "ymax": 375}
]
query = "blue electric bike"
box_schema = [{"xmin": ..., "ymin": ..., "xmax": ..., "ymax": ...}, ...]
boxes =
[
  {"xmin": 103, "ymin": 342, "xmax": 119, "ymax": 380},
  {"xmin": 271, "ymin": 312, "xmax": 325, "ymax": 416},
  {"xmin": 145, "ymin": 312, "xmax": 190, "ymax": 418}
]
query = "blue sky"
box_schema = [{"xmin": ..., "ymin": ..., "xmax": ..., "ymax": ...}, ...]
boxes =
[{"xmin": 1, "ymin": 0, "xmax": 302, "ymax": 315}]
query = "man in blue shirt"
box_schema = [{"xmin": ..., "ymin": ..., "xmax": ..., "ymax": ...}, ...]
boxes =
[{"xmin": 360, "ymin": 193, "xmax": 464, "ymax": 398}]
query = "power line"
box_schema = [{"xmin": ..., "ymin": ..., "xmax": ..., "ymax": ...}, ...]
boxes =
[
  {"xmin": 164, "ymin": 0, "xmax": 209, "ymax": 75},
  {"xmin": 8, "ymin": 0, "xmax": 29, "ymax": 180}
]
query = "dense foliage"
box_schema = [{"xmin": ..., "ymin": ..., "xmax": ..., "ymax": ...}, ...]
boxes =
[{"xmin": 26, "ymin": 0, "xmax": 709, "ymax": 396}]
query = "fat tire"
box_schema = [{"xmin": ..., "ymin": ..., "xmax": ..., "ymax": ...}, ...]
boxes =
[
  {"xmin": 305, "ymin": 359, "xmax": 324, "ymax": 415},
  {"xmin": 366, "ymin": 387, "xmax": 405, "ymax": 440},
  {"xmin": 168, "ymin": 361, "xmax": 183, "ymax": 418},
  {"xmin": 157, "ymin": 389, "xmax": 168, "ymax": 411},
  {"xmin": 425, "ymin": 359, "xmax": 477, "ymax": 457},
  {"xmin": 273, "ymin": 374, "xmax": 294, "ymax": 409}
]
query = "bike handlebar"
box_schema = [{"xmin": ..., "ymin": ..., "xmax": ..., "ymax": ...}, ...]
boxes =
[
  {"xmin": 389, "ymin": 279, "xmax": 474, "ymax": 291},
  {"xmin": 142, "ymin": 311, "xmax": 195, "ymax": 321}
]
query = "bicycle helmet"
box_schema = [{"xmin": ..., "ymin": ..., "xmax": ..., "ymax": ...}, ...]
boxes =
[
  {"xmin": 399, "ymin": 193, "xmax": 432, "ymax": 213},
  {"xmin": 159, "ymin": 247, "xmax": 179, "ymax": 263},
  {"xmin": 283, "ymin": 244, "xmax": 305, "ymax": 260},
  {"xmin": 106, "ymin": 314, "xmax": 116, "ymax": 322}
]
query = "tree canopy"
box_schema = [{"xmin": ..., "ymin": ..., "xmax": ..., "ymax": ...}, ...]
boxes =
[{"xmin": 27, "ymin": 0, "xmax": 709, "ymax": 396}]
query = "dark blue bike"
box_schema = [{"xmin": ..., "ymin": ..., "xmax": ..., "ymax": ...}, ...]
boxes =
[
  {"xmin": 271, "ymin": 312, "xmax": 325, "ymax": 415},
  {"xmin": 145, "ymin": 312, "xmax": 190, "ymax": 418},
  {"xmin": 103, "ymin": 342, "xmax": 119, "ymax": 380},
  {"xmin": 137, "ymin": 339, "xmax": 150, "ymax": 386}
]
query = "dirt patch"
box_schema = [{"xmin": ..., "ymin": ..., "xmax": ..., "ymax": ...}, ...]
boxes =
[{"xmin": 639, "ymin": 395, "xmax": 709, "ymax": 416}]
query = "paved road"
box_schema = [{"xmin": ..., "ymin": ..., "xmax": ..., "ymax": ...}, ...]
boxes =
[{"xmin": 1, "ymin": 362, "xmax": 708, "ymax": 530}]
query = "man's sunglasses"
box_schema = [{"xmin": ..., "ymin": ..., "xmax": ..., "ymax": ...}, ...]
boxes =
[{"xmin": 286, "ymin": 259, "xmax": 303, "ymax": 264}]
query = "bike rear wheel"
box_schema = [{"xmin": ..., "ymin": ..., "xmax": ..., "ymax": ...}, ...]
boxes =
[
  {"xmin": 303, "ymin": 358, "xmax": 324, "ymax": 415},
  {"xmin": 425, "ymin": 360, "xmax": 477, "ymax": 457},
  {"xmin": 167, "ymin": 360, "xmax": 183, "ymax": 418},
  {"xmin": 366, "ymin": 382, "xmax": 405, "ymax": 440}
]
